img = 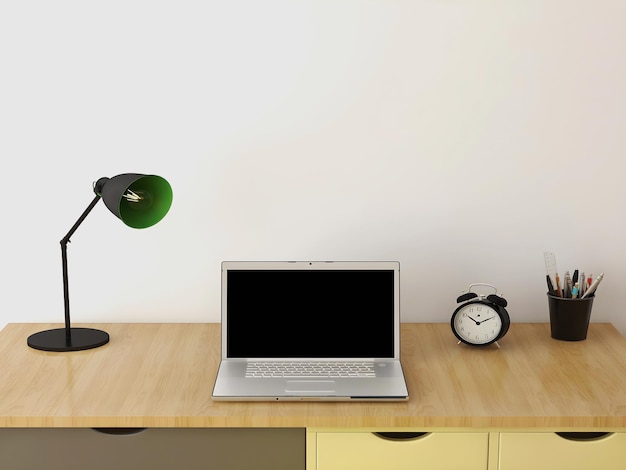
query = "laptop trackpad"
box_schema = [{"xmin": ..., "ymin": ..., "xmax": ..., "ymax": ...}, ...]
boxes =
[{"xmin": 285, "ymin": 380, "xmax": 336, "ymax": 393}]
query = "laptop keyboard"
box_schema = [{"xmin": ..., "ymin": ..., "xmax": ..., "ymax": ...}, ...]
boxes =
[{"xmin": 245, "ymin": 361, "xmax": 376, "ymax": 378}]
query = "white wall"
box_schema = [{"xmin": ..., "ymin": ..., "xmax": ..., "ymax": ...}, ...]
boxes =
[{"xmin": 2, "ymin": 1, "xmax": 625, "ymax": 335}]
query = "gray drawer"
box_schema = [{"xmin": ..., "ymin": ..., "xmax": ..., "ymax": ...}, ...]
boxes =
[{"xmin": 0, "ymin": 428, "xmax": 304, "ymax": 470}]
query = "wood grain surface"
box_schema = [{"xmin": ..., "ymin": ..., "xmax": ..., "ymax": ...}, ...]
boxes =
[{"xmin": 1, "ymin": 323, "xmax": 626, "ymax": 429}]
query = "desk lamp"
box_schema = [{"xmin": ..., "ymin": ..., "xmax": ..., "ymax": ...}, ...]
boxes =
[{"xmin": 27, "ymin": 173, "xmax": 173, "ymax": 352}]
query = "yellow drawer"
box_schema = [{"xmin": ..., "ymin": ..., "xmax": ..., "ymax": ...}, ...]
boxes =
[
  {"xmin": 316, "ymin": 431, "xmax": 489, "ymax": 470},
  {"xmin": 499, "ymin": 432, "xmax": 626, "ymax": 470}
]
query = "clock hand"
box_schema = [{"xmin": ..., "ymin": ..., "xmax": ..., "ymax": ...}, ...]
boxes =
[
  {"xmin": 477, "ymin": 316, "xmax": 495, "ymax": 325},
  {"xmin": 466, "ymin": 315, "xmax": 480, "ymax": 325}
]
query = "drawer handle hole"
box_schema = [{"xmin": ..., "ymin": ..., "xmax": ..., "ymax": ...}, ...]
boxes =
[
  {"xmin": 92, "ymin": 428, "xmax": 148, "ymax": 435},
  {"xmin": 373, "ymin": 432, "xmax": 431, "ymax": 441},
  {"xmin": 555, "ymin": 432, "xmax": 614, "ymax": 441}
]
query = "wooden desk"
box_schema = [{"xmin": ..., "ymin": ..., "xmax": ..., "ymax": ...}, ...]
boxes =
[
  {"xmin": 2, "ymin": 322, "xmax": 626, "ymax": 428},
  {"xmin": 2, "ymin": 323, "xmax": 626, "ymax": 469}
]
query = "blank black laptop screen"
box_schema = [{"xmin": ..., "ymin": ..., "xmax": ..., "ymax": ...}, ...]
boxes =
[{"xmin": 226, "ymin": 270, "xmax": 395, "ymax": 358}]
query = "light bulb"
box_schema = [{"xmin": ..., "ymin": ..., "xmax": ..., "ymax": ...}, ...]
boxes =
[
  {"xmin": 123, "ymin": 189, "xmax": 153, "ymax": 210},
  {"xmin": 123, "ymin": 189, "xmax": 142, "ymax": 202}
]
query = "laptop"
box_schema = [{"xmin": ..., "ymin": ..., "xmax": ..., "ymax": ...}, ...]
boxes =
[{"xmin": 212, "ymin": 261, "xmax": 409, "ymax": 401}]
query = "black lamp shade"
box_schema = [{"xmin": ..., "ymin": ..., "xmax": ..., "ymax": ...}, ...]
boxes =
[{"xmin": 96, "ymin": 174, "xmax": 173, "ymax": 229}]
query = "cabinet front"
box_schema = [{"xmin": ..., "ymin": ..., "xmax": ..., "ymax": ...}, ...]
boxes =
[
  {"xmin": 0, "ymin": 428, "xmax": 305, "ymax": 470},
  {"xmin": 316, "ymin": 432, "xmax": 489, "ymax": 470},
  {"xmin": 499, "ymin": 432, "xmax": 626, "ymax": 470}
]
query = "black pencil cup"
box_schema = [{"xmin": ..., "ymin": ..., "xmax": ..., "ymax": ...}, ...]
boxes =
[{"xmin": 547, "ymin": 293, "xmax": 594, "ymax": 341}]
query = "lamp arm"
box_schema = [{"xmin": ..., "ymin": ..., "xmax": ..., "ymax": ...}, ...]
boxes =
[{"xmin": 61, "ymin": 194, "xmax": 102, "ymax": 340}]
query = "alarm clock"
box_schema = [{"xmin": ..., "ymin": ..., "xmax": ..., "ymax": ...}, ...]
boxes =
[{"xmin": 451, "ymin": 283, "xmax": 510, "ymax": 347}]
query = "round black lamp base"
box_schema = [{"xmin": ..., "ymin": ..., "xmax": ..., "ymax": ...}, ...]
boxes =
[{"xmin": 27, "ymin": 328, "xmax": 110, "ymax": 352}]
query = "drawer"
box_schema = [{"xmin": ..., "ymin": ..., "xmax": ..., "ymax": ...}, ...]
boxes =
[
  {"xmin": 0, "ymin": 428, "xmax": 304, "ymax": 470},
  {"xmin": 499, "ymin": 432, "xmax": 626, "ymax": 470},
  {"xmin": 316, "ymin": 431, "xmax": 489, "ymax": 470}
]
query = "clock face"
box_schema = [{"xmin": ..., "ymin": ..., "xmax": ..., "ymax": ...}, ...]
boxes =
[{"xmin": 452, "ymin": 302, "xmax": 503, "ymax": 345}]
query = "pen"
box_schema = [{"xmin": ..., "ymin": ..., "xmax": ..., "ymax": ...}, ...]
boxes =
[
  {"xmin": 572, "ymin": 269, "xmax": 579, "ymax": 286},
  {"xmin": 555, "ymin": 272, "xmax": 562, "ymax": 297},
  {"xmin": 579, "ymin": 271, "xmax": 586, "ymax": 296},
  {"xmin": 572, "ymin": 283, "xmax": 579, "ymax": 299},
  {"xmin": 546, "ymin": 274, "xmax": 555, "ymax": 295},
  {"xmin": 564, "ymin": 271, "xmax": 572, "ymax": 298},
  {"xmin": 581, "ymin": 273, "xmax": 604, "ymax": 298}
]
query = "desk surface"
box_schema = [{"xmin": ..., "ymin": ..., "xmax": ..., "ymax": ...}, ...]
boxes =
[{"xmin": 1, "ymin": 323, "xmax": 626, "ymax": 429}]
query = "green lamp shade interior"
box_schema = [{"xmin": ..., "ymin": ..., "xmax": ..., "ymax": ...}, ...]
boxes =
[
  {"xmin": 119, "ymin": 175, "xmax": 173, "ymax": 228},
  {"xmin": 100, "ymin": 174, "xmax": 173, "ymax": 229}
]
